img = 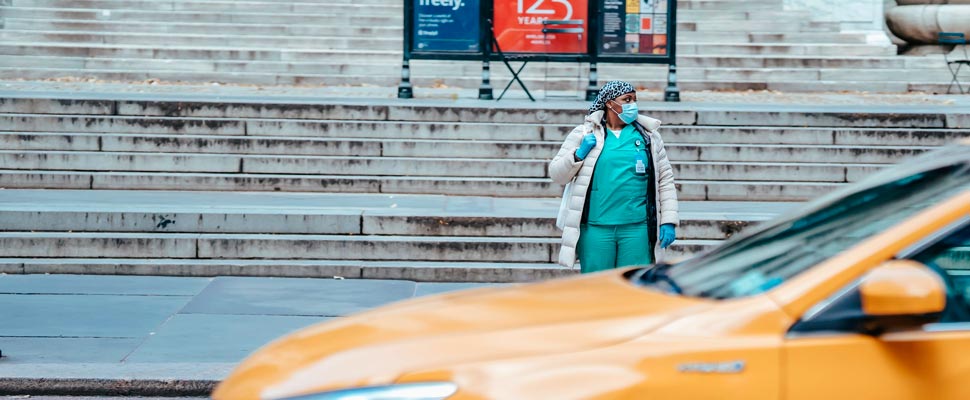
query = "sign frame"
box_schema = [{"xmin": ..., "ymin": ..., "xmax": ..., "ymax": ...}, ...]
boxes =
[
  {"xmin": 486, "ymin": 0, "xmax": 593, "ymax": 62},
  {"xmin": 403, "ymin": 0, "xmax": 488, "ymax": 61},
  {"xmin": 592, "ymin": 0, "xmax": 677, "ymax": 64},
  {"xmin": 398, "ymin": 0, "xmax": 680, "ymax": 101}
]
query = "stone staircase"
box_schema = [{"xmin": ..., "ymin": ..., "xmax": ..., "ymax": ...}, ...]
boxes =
[
  {"xmin": 0, "ymin": 189, "xmax": 774, "ymax": 282},
  {"xmin": 3, "ymin": 97, "xmax": 964, "ymax": 200},
  {"xmin": 0, "ymin": 94, "xmax": 967, "ymax": 281},
  {"xmin": 0, "ymin": 0, "xmax": 957, "ymax": 93}
]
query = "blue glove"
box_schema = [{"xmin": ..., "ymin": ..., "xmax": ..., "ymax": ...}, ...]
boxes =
[
  {"xmin": 574, "ymin": 134, "xmax": 597, "ymax": 160},
  {"xmin": 659, "ymin": 223, "xmax": 676, "ymax": 249}
]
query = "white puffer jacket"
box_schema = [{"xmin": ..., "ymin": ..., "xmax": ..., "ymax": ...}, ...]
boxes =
[{"xmin": 548, "ymin": 110, "xmax": 680, "ymax": 268}]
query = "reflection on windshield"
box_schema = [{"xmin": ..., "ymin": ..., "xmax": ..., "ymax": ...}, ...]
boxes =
[{"xmin": 649, "ymin": 163, "xmax": 970, "ymax": 299}]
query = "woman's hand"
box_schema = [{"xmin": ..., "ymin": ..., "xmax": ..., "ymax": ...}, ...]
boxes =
[
  {"xmin": 659, "ymin": 224, "xmax": 676, "ymax": 249},
  {"xmin": 574, "ymin": 134, "xmax": 597, "ymax": 160}
]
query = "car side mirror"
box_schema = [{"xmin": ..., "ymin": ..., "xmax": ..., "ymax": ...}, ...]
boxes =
[
  {"xmin": 789, "ymin": 260, "xmax": 946, "ymax": 336},
  {"xmin": 860, "ymin": 260, "xmax": 946, "ymax": 316},
  {"xmin": 857, "ymin": 260, "xmax": 946, "ymax": 334}
]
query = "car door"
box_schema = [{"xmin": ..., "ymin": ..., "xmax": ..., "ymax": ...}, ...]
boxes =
[{"xmin": 781, "ymin": 219, "xmax": 970, "ymax": 400}]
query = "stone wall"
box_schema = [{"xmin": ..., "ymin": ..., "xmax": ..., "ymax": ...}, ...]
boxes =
[
  {"xmin": 784, "ymin": 0, "xmax": 892, "ymax": 45},
  {"xmin": 785, "ymin": 0, "xmax": 885, "ymax": 31}
]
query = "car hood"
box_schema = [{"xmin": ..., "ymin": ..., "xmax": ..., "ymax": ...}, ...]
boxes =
[{"xmin": 213, "ymin": 271, "xmax": 711, "ymax": 400}]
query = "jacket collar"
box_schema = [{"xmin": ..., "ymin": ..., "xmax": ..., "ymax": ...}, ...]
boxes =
[{"xmin": 585, "ymin": 110, "xmax": 662, "ymax": 132}]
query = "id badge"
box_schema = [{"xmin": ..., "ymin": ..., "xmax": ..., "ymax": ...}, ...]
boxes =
[{"xmin": 634, "ymin": 150, "xmax": 647, "ymax": 175}]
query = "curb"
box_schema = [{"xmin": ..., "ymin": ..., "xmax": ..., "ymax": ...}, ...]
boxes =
[{"xmin": 0, "ymin": 377, "xmax": 216, "ymax": 397}]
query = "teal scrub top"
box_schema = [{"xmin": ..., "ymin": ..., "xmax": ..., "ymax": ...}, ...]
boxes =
[{"xmin": 586, "ymin": 124, "xmax": 649, "ymax": 225}]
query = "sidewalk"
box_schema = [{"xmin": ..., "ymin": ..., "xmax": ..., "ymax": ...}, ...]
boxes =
[{"xmin": 0, "ymin": 273, "xmax": 498, "ymax": 396}]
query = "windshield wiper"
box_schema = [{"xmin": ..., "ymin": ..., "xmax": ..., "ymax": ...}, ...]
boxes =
[{"xmin": 634, "ymin": 263, "xmax": 683, "ymax": 294}]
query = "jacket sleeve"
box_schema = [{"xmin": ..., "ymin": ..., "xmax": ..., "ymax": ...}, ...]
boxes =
[
  {"xmin": 548, "ymin": 124, "xmax": 587, "ymax": 185},
  {"xmin": 653, "ymin": 132, "xmax": 680, "ymax": 226}
]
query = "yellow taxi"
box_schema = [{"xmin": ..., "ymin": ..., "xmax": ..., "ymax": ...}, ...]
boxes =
[{"xmin": 214, "ymin": 141, "xmax": 970, "ymax": 400}]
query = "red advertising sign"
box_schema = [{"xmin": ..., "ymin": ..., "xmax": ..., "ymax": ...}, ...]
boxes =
[{"xmin": 493, "ymin": 0, "xmax": 588, "ymax": 53}]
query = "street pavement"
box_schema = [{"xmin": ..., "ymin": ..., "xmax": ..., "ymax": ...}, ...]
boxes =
[{"xmin": 0, "ymin": 274, "xmax": 499, "ymax": 396}]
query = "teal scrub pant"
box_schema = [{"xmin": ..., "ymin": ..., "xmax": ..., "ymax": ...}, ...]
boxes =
[{"xmin": 578, "ymin": 222, "xmax": 653, "ymax": 273}]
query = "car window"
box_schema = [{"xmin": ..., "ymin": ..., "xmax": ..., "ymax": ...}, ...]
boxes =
[
  {"xmin": 643, "ymin": 162, "xmax": 970, "ymax": 299},
  {"xmin": 910, "ymin": 223, "xmax": 970, "ymax": 322}
]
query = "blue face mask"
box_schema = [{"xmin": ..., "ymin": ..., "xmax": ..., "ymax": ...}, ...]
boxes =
[{"xmin": 610, "ymin": 102, "xmax": 638, "ymax": 124}]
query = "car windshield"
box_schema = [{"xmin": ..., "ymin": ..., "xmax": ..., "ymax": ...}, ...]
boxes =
[{"xmin": 638, "ymin": 154, "xmax": 970, "ymax": 300}]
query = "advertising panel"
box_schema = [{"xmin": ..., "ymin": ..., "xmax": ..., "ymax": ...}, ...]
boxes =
[
  {"xmin": 493, "ymin": 0, "xmax": 589, "ymax": 53},
  {"xmin": 599, "ymin": 0, "xmax": 668, "ymax": 55},
  {"xmin": 413, "ymin": 0, "xmax": 482, "ymax": 52}
]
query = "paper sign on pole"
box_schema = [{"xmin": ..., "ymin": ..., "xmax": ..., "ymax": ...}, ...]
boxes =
[
  {"xmin": 600, "ymin": 0, "xmax": 669, "ymax": 55},
  {"xmin": 493, "ymin": 0, "xmax": 588, "ymax": 53},
  {"xmin": 414, "ymin": 0, "xmax": 481, "ymax": 52}
]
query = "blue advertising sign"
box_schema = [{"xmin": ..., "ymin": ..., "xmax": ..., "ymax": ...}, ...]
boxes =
[{"xmin": 413, "ymin": 0, "xmax": 481, "ymax": 52}]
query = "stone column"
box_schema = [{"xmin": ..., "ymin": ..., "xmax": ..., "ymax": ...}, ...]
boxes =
[{"xmin": 885, "ymin": 0, "xmax": 970, "ymax": 54}]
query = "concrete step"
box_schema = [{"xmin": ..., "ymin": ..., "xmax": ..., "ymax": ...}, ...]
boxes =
[
  {"xmin": 0, "ymin": 43, "xmax": 401, "ymax": 62},
  {"xmin": 6, "ymin": 1, "xmax": 788, "ymax": 21},
  {"xmin": 5, "ymin": 127, "xmax": 966, "ymax": 154},
  {"xmin": 747, "ymin": 32, "xmax": 870, "ymax": 44},
  {"xmin": 0, "ymin": 41, "xmax": 896, "ymax": 62},
  {"xmin": 673, "ymin": 144, "xmax": 931, "ymax": 164},
  {"xmin": 0, "ymin": 190, "xmax": 790, "ymax": 279},
  {"xmin": 658, "ymin": 126, "xmax": 970, "ymax": 147},
  {"xmin": 0, "ymin": 150, "xmax": 550, "ymax": 177},
  {"xmin": 679, "ymin": 31, "xmax": 868, "ymax": 44},
  {"xmin": 3, "ymin": 18, "xmax": 867, "ymax": 46},
  {"xmin": 678, "ymin": 0, "xmax": 782, "ymax": 11},
  {"xmin": 0, "ymin": 57, "xmax": 858, "ymax": 84},
  {"xmin": 819, "ymin": 68, "xmax": 961, "ymax": 82},
  {"xmin": 0, "ymin": 30, "xmax": 401, "ymax": 50},
  {"xmin": 0, "ymin": 189, "xmax": 789, "ymax": 234},
  {"xmin": 9, "ymin": 0, "xmax": 401, "ymax": 13},
  {"xmin": 3, "ymin": 258, "xmax": 574, "ymax": 282},
  {"xmin": 0, "ymin": 67, "xmax": 945, "ymax": 92},
  {"xmin": 677, "ymin": 9, "xmax": 811, "ymax": 21},
  {"xmin": 0, "ymin": 231, "xmax": 555, "ymax": 262},
  {"xmin": 0, "ymin": 148, "xmax": 893, "ymax": 182},
  {"xmin": 0, "ymin": 169, "xmax": 846, "ymax": 200},
  {"xmin": 0, "ymin": 135, "xmax": 937, "ymax": 163},
  {"xmin": 0, "ymin": 97, "xmax": 961, "ymax": 128},
  {"xmin": 0, "ymin": 113, "xmax": 956, "ymax": 141},
  {"xmin": 0, "ymin": 231, "xmax": 718, "ymax": 263},
  {"xmin": 0, "ymin": 30, "xmax": 877, "ymax": 52},
  {"xmin": 0, "ymin": 207, "xmax": 758, "ymax": 240},
  {"xmin": 682, "ymin": 20, "xmax": 840, "ymax": 32},
  {"xmin": 0, "ymin": 56, "xmax": 946, "ymax": 87},
  {"xmin": 681, "ymin": 43, "xmax": 896, "ymax": 57},
  {"xmin": 0, "ymin": 112, "xmax": 952, "ymax": 142},
  {"xmin": 0, "ymin": 7, "xmax": 402, "ymax": 24},
  {"xmin": 0, "ymin": 204, "xmax": 766, "ymax": 241},
  {"xmin": 3, "ymin": 18, "xmax": 404, "ymax": 37},
  {"xmin": 0, "ymin": 54, "xmax": 921, "ymax": 78}
]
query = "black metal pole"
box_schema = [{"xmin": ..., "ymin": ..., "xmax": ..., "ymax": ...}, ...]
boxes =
[
  {"xmin": 586, "ymin": 62, "xmax": 598, "ymax": 101},
  {"xmin": 664, "ymin": 64, "xmax": 679, "ymax": 102},
  {"xmin": 480, "ymin": 59, "xmax": 494, "ymax": 100},
  {"xmin": 398, "ymin": 58, "xmax": 414, "ymax": 99},
  {"xmin": 479, "ymin": 16, "xmax": 495, "ymax": 100},
  {"xmin": 398, "ymin": 0, "xmax": 414, "ymax": 99},
  {"xmin": 663, "ymin": 0, "xmax": 680, "ymax": 102}
]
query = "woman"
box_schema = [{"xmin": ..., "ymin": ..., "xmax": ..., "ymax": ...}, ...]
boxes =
[{"xmin": 549, "ymin": 80, "xmax": 679, "ymax": 272}]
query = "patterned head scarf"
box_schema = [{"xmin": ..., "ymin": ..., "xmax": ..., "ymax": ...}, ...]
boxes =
[{"xmin": 588, "ymin": 80, "xmax": 636, "ymax": 115}]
